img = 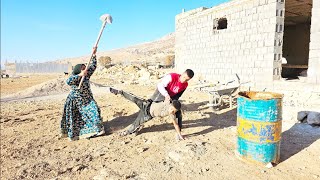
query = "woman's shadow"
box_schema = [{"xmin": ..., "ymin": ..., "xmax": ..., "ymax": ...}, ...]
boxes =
[{"xmin": 103, "ymin": 112, "xmax": 139, "ymax": 134}]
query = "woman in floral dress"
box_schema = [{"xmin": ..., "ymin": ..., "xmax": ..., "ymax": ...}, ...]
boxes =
[{"xmin": 60, "ymin": 47, "xmax": 104, "ymax": 141}]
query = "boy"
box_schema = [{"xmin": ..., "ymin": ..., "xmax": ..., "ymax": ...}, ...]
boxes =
[
  {"xmin": 150, "ymin": 69, "xmax": 194, "ymax": 134},
  {"xmin": 110, "ymin": 88, "xmax": 185, "ymax": 140}
]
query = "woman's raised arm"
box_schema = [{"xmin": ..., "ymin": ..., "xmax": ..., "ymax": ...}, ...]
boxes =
[{"xmin": 66, "ymin": 74, "xmax": 80, "ymax": 85}]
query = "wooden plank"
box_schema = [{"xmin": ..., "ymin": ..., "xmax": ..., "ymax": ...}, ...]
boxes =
[{"xmin": 282, "ymin": 64, "xmax": 308, "ymax": 69}]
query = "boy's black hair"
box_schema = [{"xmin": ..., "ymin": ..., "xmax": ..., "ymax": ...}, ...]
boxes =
[
  {"xmin": 171, "ymin": 100, "xmax": 182, "ymax": 110},
  {"xmin": 185, "ymin": 69, "xmax": 194, "ymax": 79}
]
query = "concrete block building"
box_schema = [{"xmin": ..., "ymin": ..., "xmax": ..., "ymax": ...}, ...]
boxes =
[{"xmin": 175, "ymin": 0, "xmax": 319, "ymax": 85}]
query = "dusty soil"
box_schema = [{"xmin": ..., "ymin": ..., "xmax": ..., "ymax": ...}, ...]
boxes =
[
  {"xmin": 1, "ymin": 75, "xmax": 320, "ymax": 180},
  {"xmin": 0, "ymin": 74, "xmax": 61, "ymax": 96}
]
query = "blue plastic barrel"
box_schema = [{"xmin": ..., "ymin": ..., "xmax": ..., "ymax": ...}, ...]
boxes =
[{"xmin": 236, "ymin": 91, "xmax": 283, "ymax": 164}]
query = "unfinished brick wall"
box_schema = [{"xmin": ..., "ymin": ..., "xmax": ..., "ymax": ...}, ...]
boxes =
[
  {"xmin": 308, "ymin": 0, "xmax": 320, "ymax": 83},
  {"xmin": 175, "ymin": 0, "xmax": 284, "ymax": 84}
]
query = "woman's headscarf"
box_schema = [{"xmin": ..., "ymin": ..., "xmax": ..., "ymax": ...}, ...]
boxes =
[{"xmin": 72, "ymin": 64, "xmax": 85, "ymax": 75}]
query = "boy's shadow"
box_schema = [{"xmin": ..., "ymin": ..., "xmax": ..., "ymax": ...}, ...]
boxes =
[
  {"xmin": 104, "ymin": 101, "xmax": 237, "ymax": 136},
  {"xmin": 104, "ymin": 101, "xmax": 209, "ymax": 133},
  {"xmin": 140, "ymin": 108, "xmax": 237, "ymax": 136},
  {"xmin": 104, "ymin": 101, "xmax": 320, "ymax": 164}
]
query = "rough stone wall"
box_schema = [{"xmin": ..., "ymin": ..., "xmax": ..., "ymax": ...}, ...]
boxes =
[
  {"xmin": 308, "ymin": 0, "xmax": 320, "ymax": 83},
  {"xmin": 175, "ymin": 0, "xmax": 284, "ymax": 84}
]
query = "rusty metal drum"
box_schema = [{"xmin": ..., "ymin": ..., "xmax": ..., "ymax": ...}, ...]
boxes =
[{"xmin": 236, "ymin": 91, "xmax": 283, "ymax": 164}]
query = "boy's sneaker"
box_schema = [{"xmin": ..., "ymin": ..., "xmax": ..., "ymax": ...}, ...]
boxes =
[
  {"xmin": 110, "ymin": 87, "xmax": 121, "ymax": 95},
  {"xmin": 133, "ymin": 125, "xmax": 144, "ymax": 136},
  {"xmin": 119, "ymin": 130, "xmax": 129, "ymax": 136}
]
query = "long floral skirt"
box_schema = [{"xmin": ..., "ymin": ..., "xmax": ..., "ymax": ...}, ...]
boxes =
[{"xmin": 61, "ymin": 93, "xmax": 104, "ymax": 141}]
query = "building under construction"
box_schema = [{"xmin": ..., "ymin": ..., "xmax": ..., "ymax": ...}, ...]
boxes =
[{"xmin": 175, "ymin": 0, "xmax": 319, "ymax": 85}]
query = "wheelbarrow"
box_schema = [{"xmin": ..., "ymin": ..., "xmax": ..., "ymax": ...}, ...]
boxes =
[
  {"xmin": 193, "ymin": 74, "xmax": 247, "ymax": 111},
  {"xmin": 207, "ymin": 85, "xmax": 239, "ymax": 111}
]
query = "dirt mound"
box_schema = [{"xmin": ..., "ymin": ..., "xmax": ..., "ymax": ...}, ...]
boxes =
[
  {"xmin": 2, "ymin": 78, "xmax": 69, "ymax": 99},
  {"xmin": 94, "ymin": 64, "xmax": 169, "ymax": 86},
  {"xmin": 1, "ymin": 78, "xmax": 107, "ymax": 101}
]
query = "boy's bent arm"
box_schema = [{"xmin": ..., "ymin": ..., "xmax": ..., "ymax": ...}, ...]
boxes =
[
  {"xmin": 157, "ymin": 74, "xmax": 172, "ymax": 97},
  {"xmin": 172, "ymin": 117, "xmax": 184, "ymax": 140}
]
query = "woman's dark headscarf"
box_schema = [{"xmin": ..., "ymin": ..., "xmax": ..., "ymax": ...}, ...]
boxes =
[{"xmin": 72, "ymin": 64, "xmax": 85, "ymax": 75}]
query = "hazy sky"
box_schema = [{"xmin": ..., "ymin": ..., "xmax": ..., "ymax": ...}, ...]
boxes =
[{"xmin": 1, "ymin": 0, "xmax": 228, "ymax": 63}]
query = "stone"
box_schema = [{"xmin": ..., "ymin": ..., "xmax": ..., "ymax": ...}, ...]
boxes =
[
  {"xmin": 136, "ymin": 147, "xmax": 148, "ymax": 154},
  {"xmin": 101, "ymin": 68, "xmax": 109, "ymax": 74},
  {"xmin": 202, "ymin": 167, "xmax": 210, "ymax": 172},
  {"xmin": 312, "ymin": 175, "xmax": 319, "ymax": 179},
  {"xmin": 298, "ymin": 111, "xmax": 320, "ymax": 125},
  {"xmin": 307, "ymin": 112, "xmax": 320, "ymax": 125},
  {"xmin": 100, "ymin": 168, "xmax": 109, "ymax": 176},
  {"xmin": 297, "ymin": 111, "xmax": 308, "ymax": 122},
  {"xmin": 168, "ymin": 151, "xmax": 181, "ymax": 162},
  {"xmin": 138, "ymin": 69, "xmax": 151, "ymax": 82},
  {"xmin": 266, "ymin": 163, "xmax": 273, "ymax": 168},
  {"xmin": 165, "ymin": 166, "xmax": 172, "ymax": 172},
  {"xmin": 72, "ymin": 164, "xmax": 87, "ymax": 172},
  {"xmin": 93, "ymin": 175, "xmax": 106, "ymax": 180},
  {"xmin": 120, "ymin": 141, "xmax": 128, "ymax": 145},
  {"xmin": 124, "ymin": 171, "xmax": 137, "ymax": 179},
  {"xmin": 93, "ymin": 151, "xmax": 106, "ymax": 158}
]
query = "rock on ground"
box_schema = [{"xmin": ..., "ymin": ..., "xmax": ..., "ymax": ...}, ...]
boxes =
[{"xmin": 298, "ymin": 111, "xmax": 320, "ymax": 125}]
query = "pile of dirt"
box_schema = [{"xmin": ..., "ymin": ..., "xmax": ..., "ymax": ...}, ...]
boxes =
[
  {"xmin": 1, "ymin": 78, "xmax": 107, "ymax": 101},
  {"xmin": 2, "ymin": 78, "xmax": 70, "ymax": 99},
  {"xmin": 94, "ymin": 64, "xmax": 167, "ymax": 85}
]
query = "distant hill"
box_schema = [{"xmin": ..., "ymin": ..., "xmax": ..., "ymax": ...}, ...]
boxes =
[{"xmin": 56, "ymin": 33, "xmax": 175, "ymax": 65}]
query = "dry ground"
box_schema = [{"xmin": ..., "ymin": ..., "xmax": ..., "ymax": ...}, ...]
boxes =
[
  {"xmin": 0, "ymin": 74, "xmax": 61, "ymax": 96},
  {"xmin": 1, "ymin": 75, "xmax": 320, "ymax": 180}
]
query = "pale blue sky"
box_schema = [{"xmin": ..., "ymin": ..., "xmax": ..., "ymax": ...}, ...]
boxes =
[{"xmin": 1, "ymin": 0, "xmax": 228, "ymax": 63}]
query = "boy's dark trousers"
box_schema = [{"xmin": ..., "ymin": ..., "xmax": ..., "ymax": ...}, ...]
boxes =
[{"xmin": 120, "ymin": 91, "xmax": 153, "ymax": 134}]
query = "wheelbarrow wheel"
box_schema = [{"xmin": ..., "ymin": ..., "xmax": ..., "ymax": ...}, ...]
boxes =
[{"xmin": 208, "ymin": 92, "xmax": 221, "ymax": 112}]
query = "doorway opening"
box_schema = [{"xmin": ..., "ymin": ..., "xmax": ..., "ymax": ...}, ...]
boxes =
[{"xmin": 281, "ymin": 0, "xmax": 312, "ymax": 79}]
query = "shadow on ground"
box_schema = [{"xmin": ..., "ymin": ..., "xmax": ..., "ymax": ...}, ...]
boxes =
[
  {"xmin": 104, "ymin": 101, "xmax": 237, "ymax": 137},
  {"xmin": 280, "ymin": 123, "xmax": 320, "ymax": 162},
  {"xmin": 103, "ymin": 112, "xmax": 138, "ymax": 133},
  {"xmin": 140, "ymin": 101, "xmax": 237, "ymax": 136},
  {"xmin": 105, "ymin": 101, "xmax": 320, "ymax": 164}
]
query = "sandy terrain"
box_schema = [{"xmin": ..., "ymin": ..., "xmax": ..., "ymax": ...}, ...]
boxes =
[
  {"xmin": 1, "ymin": 72, "xmax": 320, "ymax": 180},
  {"xmin": 0, "ymin": 74, "xmax": 61, "ymax": 96}
]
